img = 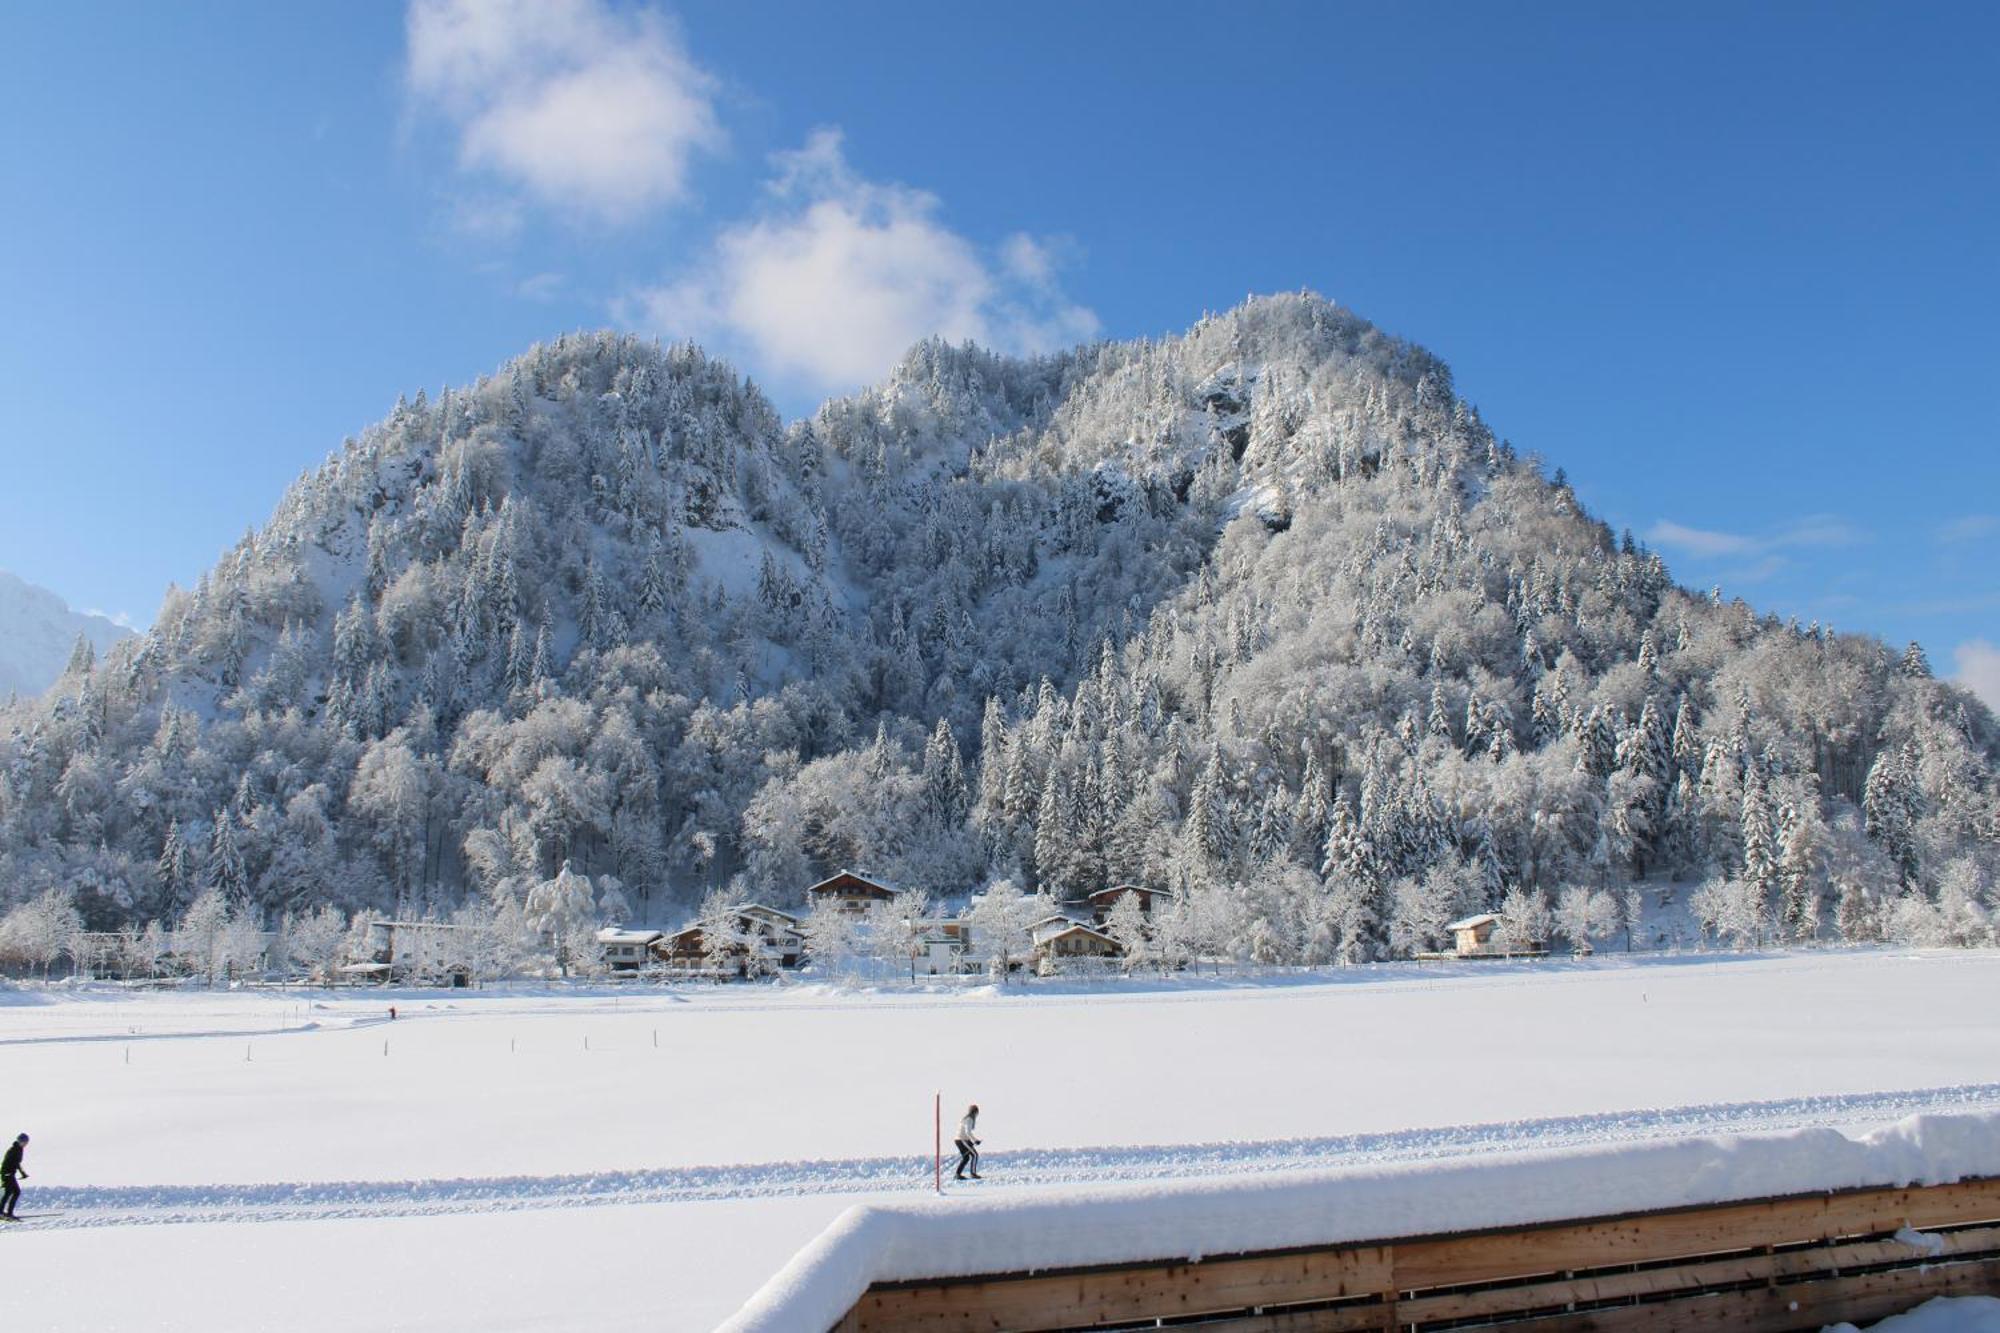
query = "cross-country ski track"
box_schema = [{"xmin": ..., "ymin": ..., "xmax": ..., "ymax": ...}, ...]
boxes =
[{"xmin": 13, "ymin": 1081, "xmax": 2000, "ymax": 1233}]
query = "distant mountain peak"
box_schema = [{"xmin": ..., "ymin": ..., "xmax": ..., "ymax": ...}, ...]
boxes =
[{"xmin": 0, "ymin": 570, "xmax": 135, "ymax": 698}]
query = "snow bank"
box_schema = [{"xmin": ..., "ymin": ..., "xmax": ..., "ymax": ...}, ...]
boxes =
[{"xmin": 721, "ymin": 1111, "xmax": 2000, "ymax": 1333}]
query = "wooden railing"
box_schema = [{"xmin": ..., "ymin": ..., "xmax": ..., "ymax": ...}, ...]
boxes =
[{"xmin": 836, "ymin": 1175, "xmax": 2000, "ymax": 1332}]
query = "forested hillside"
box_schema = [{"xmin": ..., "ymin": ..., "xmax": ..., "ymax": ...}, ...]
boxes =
[{"xmin": 2, "ymin": 293, "xmax": 1994, "ymax": 960}]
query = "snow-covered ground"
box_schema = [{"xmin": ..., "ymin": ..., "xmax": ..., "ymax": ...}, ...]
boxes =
[{"xmin": 3, "ymin": 948, "xmax": 1998, "ymax": 1330}]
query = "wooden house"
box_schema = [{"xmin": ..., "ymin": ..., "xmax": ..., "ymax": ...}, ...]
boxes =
[
  {"xmin": 1032, "ymin": 919, "xmax": 1122, "ymax": 972},
  {"xmin": 653, "ymin": 905, "xmax": 804, "ymax": 976},
  {"xmin": 806, "ymin": 869, "xmax": 900, "ymax": 913},
  {"xmin": 739, "ymin": 905, "xmax": 805, "ymax": 967},
  {"xmin": 1083, "ymin": 884, "xmax": 1174, "ymax": 923},
  {"xmin": 655, "ymin": 924, "xmax": 710, "ymax": 969},
  {"xmin": 596, "ymin": 928, "xmax": 664, "ymax": 975}
]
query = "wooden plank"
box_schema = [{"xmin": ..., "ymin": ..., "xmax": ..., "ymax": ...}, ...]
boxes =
[
  {"xmin": 1390, "ymin": 1178, "xmax": 2000, "ymax": 1289},
  {"xmin": 1396, "ymin": 1223, "xmax": 2000, "ymax": 1324},
  {"xmin": 841, "ymin": 1178, "xmax": 2000, "ymax": 1331},
  {"xmin": 1440, "ymin": 1256, "xmax": 2000, "ymax": 1332},
  {"xmin": 1136, "ymin": 1302, "xmax": 1391, "ymax": 1333},
  {"xmin": 853, "ymin": 1245, "xmax": 1393, "ymax": 1331}
]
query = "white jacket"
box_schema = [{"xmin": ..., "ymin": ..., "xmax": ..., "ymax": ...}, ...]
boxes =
[{"xmin": 957, "ymin": 1112, "xmax": 979, "ymax": 1142}]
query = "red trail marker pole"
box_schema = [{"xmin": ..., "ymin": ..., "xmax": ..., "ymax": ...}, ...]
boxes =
[{"xmin": 934, "ymin": 1091, "xmax": 941, "ymax": 1195}]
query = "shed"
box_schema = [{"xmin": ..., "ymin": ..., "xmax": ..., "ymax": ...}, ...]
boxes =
[{"xmin": 1446, "ymin": 913, "xmax": 1501, "ymax": 957}]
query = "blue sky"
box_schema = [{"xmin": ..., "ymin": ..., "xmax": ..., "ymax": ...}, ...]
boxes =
[{"xmin": 2, "ymin": 1, "xmax": 1995, "ymax": 703}]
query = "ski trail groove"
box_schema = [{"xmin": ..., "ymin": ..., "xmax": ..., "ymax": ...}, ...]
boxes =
[{"xmin": 22, "ymin": 1082, "xmax": 2000, "ymax": 1232}]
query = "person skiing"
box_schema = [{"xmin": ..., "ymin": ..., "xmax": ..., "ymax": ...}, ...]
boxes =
[
  {"xmin": 953, "ymin": 1104, "xmax": 981, "ymax": 1180},
  {"xmin": 1, "ymin": 1133, "xmax": 27, "ymax": 1220}
]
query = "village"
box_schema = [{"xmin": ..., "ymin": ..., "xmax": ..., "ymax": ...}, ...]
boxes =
[
  {"xmin": 588, "ymin": 872, "xmax": 1546, "ymax": 985},
  {"xmin": 44, "ymin": 871, "xmax": 1545, "ymax": 988}
]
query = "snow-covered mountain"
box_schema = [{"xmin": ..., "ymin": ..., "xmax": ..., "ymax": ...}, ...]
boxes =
[
  {"xmin": 0, "ymin": 570, "xmax": 133, "ymax": 699},
  {"xmin": 1, "ymin": 294, "xmax": 1993, "ymax": 953}
]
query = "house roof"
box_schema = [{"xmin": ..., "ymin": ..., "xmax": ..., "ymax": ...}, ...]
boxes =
[
  {"xmin": 739, "ymin": 903, "xmax": 800, "ymax": 925},
  {"xmin": 596, "ymin": 928, "xmax": 664, "ymax": 946},
  {"xmin": 806, "ymin": 869, "xmax": 899, "ymax": 898},
  {"xmin": 1447, "ymin": 913, "xmax": 1500, "ymax": 932},
  {"xmin": 1086, "ymin": 884, "xmax": 1168, "ymax": 902}
]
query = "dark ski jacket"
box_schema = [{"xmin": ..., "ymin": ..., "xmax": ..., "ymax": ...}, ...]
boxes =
[{"xmin": 1, "ymin": 1141, "xmax": 22, "ymax": 1177}]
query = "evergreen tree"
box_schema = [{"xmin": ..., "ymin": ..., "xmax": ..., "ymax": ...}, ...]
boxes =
[
  {"xmin": 1862, "ymin": 746, "xmax": 1920, "ymax": 887},
  {"xmin": 1777, "ymin": 796, "xmax": 1820, "ymax": 942},
  {"xmin": 1740, "ymin": 765, "xmax": 1778, "ymax": 924},
  {"xmin": 1899, "ymin": 640, "xmax": 1932, "ymax": 679},
  {"xmin": 157, "ymin": 820, "xmax": 193, "ymax": 909},
  {"xmin": 207, "ymin": 809, "xmax": 247, "ymax": 898},
  {"xmin": 923, "ymin": 718, "xmax": 968, "ymax": 825}
]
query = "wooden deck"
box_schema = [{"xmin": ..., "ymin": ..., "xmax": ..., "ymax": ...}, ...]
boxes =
[{"xmin": 835, "ymin": 1175, "xmax": 2000, "ymax": 1332}]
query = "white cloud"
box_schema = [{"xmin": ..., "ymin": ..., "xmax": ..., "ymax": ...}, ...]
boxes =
[
  {"xmin": 405, "ymin": 0, "xmax": 722, "ymax": 226},
  {"xmin": 626, "ymin": 129, "xmax": 1099, "ymax": 394},
  {"xmin": 1954, "ymin": 639, "xmax": 2000, "ymax": 713},
  {"xmin": 1939, "ymin": 514, "xmax": 1998, "ymax": 544},
  {"xmin": 1647, "ymin": 514, "xmax": 1865, "ymax": 561},
  {"xmin": 515, "ymin": 272, "xmax": 566, "ymax": 302},
  {"xmin": 1647, "ymin": 520, "xmax": 1759, "ymax": 559},
  {"xmin": 1722, "ymin": 555, "xmax": 1789, "ymax": 585}
]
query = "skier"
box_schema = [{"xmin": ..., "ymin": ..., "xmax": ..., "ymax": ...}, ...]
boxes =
[
  {"xmin": 1, "ymin": 1133, "xmax": 27, "ymax": 1220},
  {"xmin": 953, "ymin": 1104, "xmax": 981, "ymax": 1180}
]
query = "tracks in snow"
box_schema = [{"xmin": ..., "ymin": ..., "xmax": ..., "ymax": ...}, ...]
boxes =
[{"xmin": 21, "ymin": 1081, "xmax": 2000, "ymax": 1232}]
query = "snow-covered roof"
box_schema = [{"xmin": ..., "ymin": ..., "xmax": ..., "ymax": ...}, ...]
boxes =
[
  {"xmin": 1032, "ymin": 920, "xmax": 1118, "ymax": 946},
  {"xmin": 738, "ymin": 904, "xmax": 800, "ymax": 925},
  {"xmin": 1446, "ymin": 913, "xmax": 1499, "ymax": 932},
  {"xmin": 806, "ymin": 868, "xmax": 898, "ymax": 897},
  {"xmin": 596, "ymin": 928, "xmax": 664, "ymax": 946},
  {"xmin": 1086, "ymin": 884, "xmax": 1169, "ymax": 902}
]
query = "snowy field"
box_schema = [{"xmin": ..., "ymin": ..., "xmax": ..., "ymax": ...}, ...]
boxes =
[{"xmin": 3, "ymin": 948, "xmax": 2000, "ymax": 1330}]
